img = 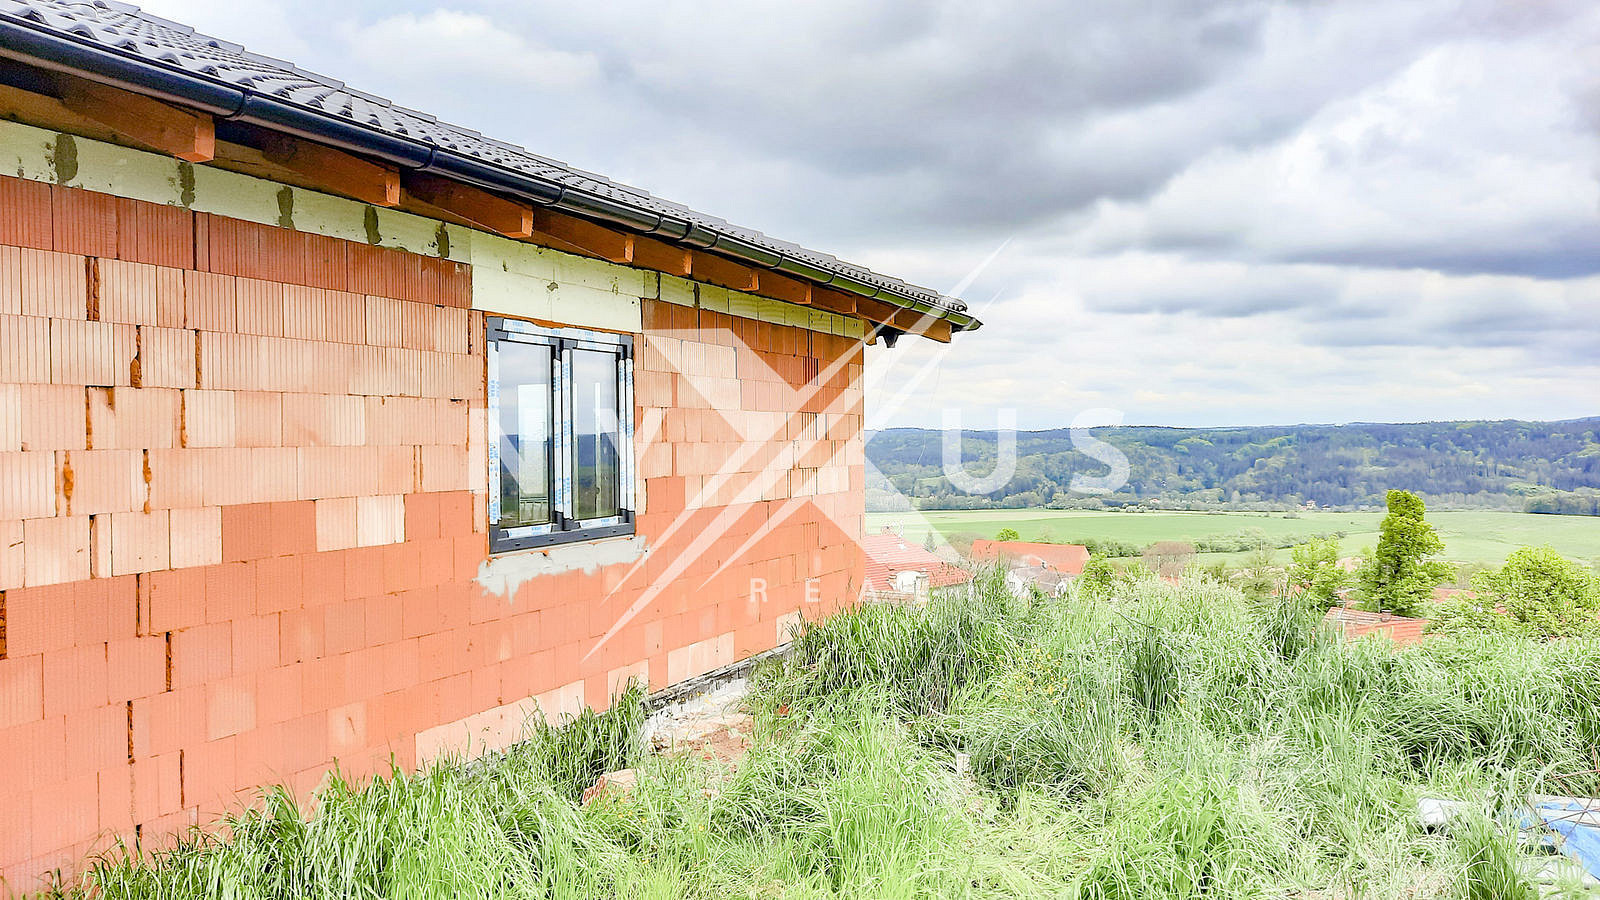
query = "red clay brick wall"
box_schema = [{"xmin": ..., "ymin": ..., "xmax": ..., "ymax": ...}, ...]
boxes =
[{"xmin": 0, "ymin": 176, "xmax": 864, "ymax": 890}]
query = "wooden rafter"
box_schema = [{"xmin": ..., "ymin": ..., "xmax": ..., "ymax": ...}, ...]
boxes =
[
  {"xmin": 759, "ymin": 271, "xmax": 812, "ymax": 306},
  {"xmin": 891, "ymin": 308, "xmax": 952, "ymax": 343},
  {"xmin": 855, "ymin": 297, "xmax": 900, "ymax": 331},
  {"xmin": 0, "ymin": 68, "xmax": 215, "ymax": 162},
  {"xmin": 531, "ymin": 209, "xmax": 633, "ymax": 263},
  {"xmin": 690, "ymin": 251, "xmax": 759, "ymax": 292},
  {"xmin": 854, "ymin": 296, "xmax": 952, "ymax": 343},
  {"xmin": 631, "ymin": 236, "xmax": 693, "ymax": 277},
  {"xmin": 403, "ymin": 173, "xmax": 533, "ymax": 238},
  {"xmin": 911, "ymin": 316, "xmax": 953, "ymax": 343},
  {"xmin": 251, "ymin": 133, "xmax": 398, "ymax": 206},
  {"xmin": 213, "ymin": 137, "xmax": 400, "ymax": 208},
  {"xmin": 58, "ymin": 79, "xmax": 215, "ymax": 162},
  {"xmin": 811, "ymin": 287, "xmax": 859, "ymax": 316}
]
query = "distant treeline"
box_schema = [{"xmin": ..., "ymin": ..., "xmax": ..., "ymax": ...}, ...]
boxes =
[
  {"xmin": 867, "ymin": 417, "xmax": 1600, "ymax": 514},
  {"xmin": 1063, "ymin": 529, "xmax": 1349, "ymax": 559}
]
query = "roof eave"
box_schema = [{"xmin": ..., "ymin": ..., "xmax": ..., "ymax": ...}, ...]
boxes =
[{"xmin": 0, "ymin": 12, "xmax": 981, "ymax": 335}]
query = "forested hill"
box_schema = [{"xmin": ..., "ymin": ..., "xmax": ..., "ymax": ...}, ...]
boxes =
[{"xmin": 865, "ymin": 418, "xmax": 1600, "ymax": 513}]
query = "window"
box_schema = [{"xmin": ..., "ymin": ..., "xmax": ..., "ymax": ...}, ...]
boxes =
[{"xmin": 487, "ymin": 317, "xmax": 634, "ymax": 551}]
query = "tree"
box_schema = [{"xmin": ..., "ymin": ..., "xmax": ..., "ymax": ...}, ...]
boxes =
[
  {"xmin": 922, "ymin": 532, "xmax": 936, "ymax": 552},
  {"xmin": 1358, "ymin": 490, "xmax": 1450, "ymax": 616},
  {"xmin": 1471, "ymin": 546, "xmax": 1600, "ymax": 638},
  {"xmin": 1142, "ymin": 541, "xmax": 1196, "ymax": 578},
  {"xmin": 1079, "ymin": 555, "xmax": 1117, "ymax": 598},
  {"xmin": 1288, "ymin": 538, "xmax": 1347, "ymax": 608},
  {"xmin": 995, "ymin": 527, "xmax": 1020, "ymax": 542},
  {"xmin": 1237, "ymin": 546, "xmax": 1281, "ymax": 598}
]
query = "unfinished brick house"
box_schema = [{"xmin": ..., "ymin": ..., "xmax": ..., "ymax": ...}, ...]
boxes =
[{"xmin": 0, "ymin": 1, "xmax": 979, "ymax": 887}]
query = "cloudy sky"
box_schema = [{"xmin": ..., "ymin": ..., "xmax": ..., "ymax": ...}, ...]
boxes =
[{"xmin": 141, "ymin": 0, "xmax": 1600, "ymax": 429}]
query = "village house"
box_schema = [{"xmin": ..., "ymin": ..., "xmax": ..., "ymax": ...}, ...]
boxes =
[
  {"xmin": 969, "ymin": 539, "xmax": 1090, "ymax": 575},
  {"xmin": 1322, "ymin": 607, "xmax": 1429, "ymax": 647},
  {"xmin": 860, "ymin": 529, "xmax": 972, "ymax": 601},
  {"xmin": 969, "ymin": 539, "xmax": 1089, "ymax": 599},
  {"xmin": 0, "ymin": 1, "xmax": 979, "ymax": 886}
]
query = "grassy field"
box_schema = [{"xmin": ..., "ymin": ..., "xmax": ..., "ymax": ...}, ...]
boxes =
[
  {"xmin": 867, "ymin": 508, "xmax": 1600, "ymax": 567},
  {"xmin": 63, "ymin": 573, "xmax": 1600, "ymax": 898}
]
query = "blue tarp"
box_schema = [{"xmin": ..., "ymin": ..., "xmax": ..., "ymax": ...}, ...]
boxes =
[{"xmin": 1536, "ymin": 800, "xmax": 1600, "ymax": 880}]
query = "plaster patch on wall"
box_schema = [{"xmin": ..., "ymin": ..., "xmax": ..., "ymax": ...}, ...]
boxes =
[
  {"xmin": 276, "ymin": 186, "xmax": 295, "ymax": 229},
  {"xmin": 176, "ymin": 162, "xmax": 195, "ymax": 207},
  {"xmin": 49, "ymin": 133, "xmax": 77, "ymax": 184},
  {"xmin": 474, "ymin": 534, "xmax": 648, "ymax": 599}
]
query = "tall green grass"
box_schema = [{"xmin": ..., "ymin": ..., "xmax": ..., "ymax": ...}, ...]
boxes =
[{"xmin": 40, "ymin": 573, "xmax": 1600, "ymax": 899}]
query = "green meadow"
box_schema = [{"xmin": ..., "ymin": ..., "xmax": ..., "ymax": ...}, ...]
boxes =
[{"xmin": 867, "ymin": 508, "xmax": 1600, "ymax": 567}]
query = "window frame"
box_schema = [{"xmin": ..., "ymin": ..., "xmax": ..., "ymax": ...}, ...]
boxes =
[{"xmin": 486, "ymin": 316, "xmax": 635, "ymax": 553}]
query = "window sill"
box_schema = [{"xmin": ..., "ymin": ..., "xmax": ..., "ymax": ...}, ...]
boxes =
[
  {"xmin": 475, "ymin": 532, "xmax": 649, "ymax": 596},
  {"xmin": 491, "ymin": 523, "xmax": 634, "ymax": 554}
]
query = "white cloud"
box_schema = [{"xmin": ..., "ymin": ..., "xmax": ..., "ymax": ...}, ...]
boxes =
[
  {"xmin": 133, "ymin": 0, "xmax": 313, "ymax": 64},
  {"xmin": 1074, "ymin": 24, "xmax": 1600, "ymax": 278},
  {"xmin": 117, "ymin": 0, "xmax": 1600, "ymax": 429},
  {"xmin": 339, "ymin": 11, "xmax": 599, "ymax": 91}
]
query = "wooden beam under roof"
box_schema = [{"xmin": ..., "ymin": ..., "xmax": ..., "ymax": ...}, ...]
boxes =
[
  {"xmin": 212, "ymin": 135, "xmax": 401, "ymax": 208},
  {"xmin": 855, "ymin": 296, "xmax": 951, "ymax": 343},
  {"xmin": 0, "ymin": 64, "xmax": 215, "ymax": 162},
  {"xmin": 631, "ymin": 235, "xmax": 693, "ymax": 277},
  {"xmin": 910, "ymin": 316, "xmax": 953, "ymax": 343},
  {"xmin": 690, "ymin": 250, "xmax": 759, "ymax": 293},
  {"xmin": 854, "ymin": 296, "xmax": 900, "ymax": 327},
  {"xmin": 810, "ymin": 286, "xmax": 858, "ymax": 316},
  {"xmin": 759, "ymin": 271, "xmax": 812, "ymax": 306},
  {"xmin": 531, "ymin": 209, "xmax": 633, "ymax": 263},
  {"xmin": 403, "ymin": 173, "xmax": 533, "ymax": 238},
  {"xmin": 250, "ymin": 133, "xmax": 398, "ymax": 206},
  {"xmin": 891, "ymin": 308, "xmax": 952, "ymax": 343},
  {"xmin": 59, "ymin": 79, "xmax": 214, "ymax": 162}
]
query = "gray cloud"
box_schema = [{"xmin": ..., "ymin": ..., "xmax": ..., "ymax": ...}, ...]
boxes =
[{"xmin": 136, "ymin": 0, "xmax": 1600, "ymax": 428}]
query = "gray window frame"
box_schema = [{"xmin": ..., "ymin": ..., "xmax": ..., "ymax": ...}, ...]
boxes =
[{"xmin": 487, "ymin": 316, "xmax": 635, "ymax": 552}]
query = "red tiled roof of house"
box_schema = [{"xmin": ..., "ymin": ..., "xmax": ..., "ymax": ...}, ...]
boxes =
[
  {"xmin": 1324, "ymin": 606, "xmax": 1429, "ymax": 647},
  {"xmin": 969, "ymin": 540, "xmax": 1090, "ymax": 576},
  {"xmin": 862, "ymin": 532, "xmax": 972, "ymax": 592}
]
